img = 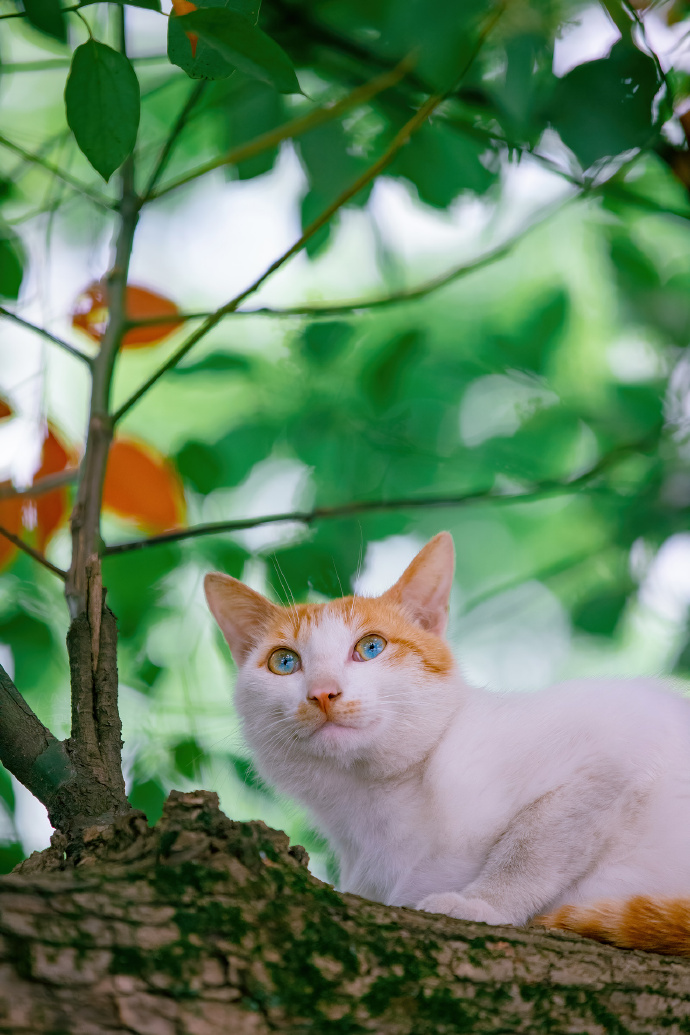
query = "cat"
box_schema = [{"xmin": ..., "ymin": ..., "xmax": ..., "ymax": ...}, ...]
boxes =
[{"xmin": 204, "ymin": 532, "xmax": 690, "ymax": 956}]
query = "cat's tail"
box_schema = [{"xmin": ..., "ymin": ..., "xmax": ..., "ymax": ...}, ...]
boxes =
[{"xmin": 535, "ymin": 896, "xmax": 690, "ymax": 956}]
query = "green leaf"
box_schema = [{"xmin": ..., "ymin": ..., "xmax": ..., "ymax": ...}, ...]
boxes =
[
  {"xmin": 573, "ymin": 589, "xmax": 630, "ymax": 637},
  {"xmin": 178, "ymin": 9, "xmax": 301, "ymax": 93},
  {"xmin": 230, "ymin": 754, "xmax": 274, "ymax": 796},
  {"xmin": 222, "ymin": 78, "xmax": 284, "ymax": 179},
  {"xmin": 393, "ymin": 123, "xmax": 497, "ymax": 207},
  {"xmin": 0, "ymin": 766, "xmax": 14, "ymax": 814},
  {"xmin": 550, "ymin": 41, "xmax": 660, "ymax": 168},
  {"xmin": 0, "ymin": 842, "xmax": 24, "ymax": 875},
  {"xmin": 301, "ymin": 321, "xmax": 352, "ymax": 364},
  {"xmin": 168, "ymin": 0, "xmax": 259, "ymax": 81},
  {"xmin": 176, "ymin": 421, "xmax": 277, "ymax": 493},
  {"xmin": 64, "ymin": 40, "xmax": 140, "ymax": 182},
  {"xmin": 128, "ymin": 777, "xmax": 166, "ymax": 825},
  {"xmin": 0, "ymin": 613, "xmax": 53, "ymax": 691},
  {"xmin": 102, "ymin": 544, "xmax": 181, "ymax": 640},
  {"xmin": 385, "ymin": 0, "xmax": 486, "ymax": 92},
  {"xmin": 80, "ymin": 0, "xmax": 161, "ymax": 9},
  {"xmin": 173, "ymin": 737, "xmax": 209, "ymax": 780},
  {"xmin": 0, "ymin": 234, "xmax": 24, "ymax": 300},
  {"xmin": 23, "ymin": 0, "xmax": 66, "ymax": 43},
  {"xmin": 171, "ymin": 352, "xmax": 252, "ymax": 375},
  {"xmin": 361, "ymin": 330, "xmax": 424, "ymax": 411}
]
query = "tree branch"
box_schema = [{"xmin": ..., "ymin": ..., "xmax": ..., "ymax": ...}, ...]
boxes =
[
  {"xmin": 0, "ymin": 524, "xmax": 67, "ymax": 579},
  {"xmin": 113, "ymin": 8, "xmax": 504, "ymax": 423},
  {"xmin": 0, "ymin": 306, "xmax": 92, "ymax": 365},
  {"xmin": 103, "ymin": 435, "xmax": 654, "ymax": 557},
  {"xmin": 140, "ymin": 80, "xmax": 207, "ymax": 203},
  {"xmin": 53, "ymin": 4, "xmax": 136, "ymax": 838},
  {"xmin": 0, "ymin": 468, "xmax": 79, "ymax": 502},
  {"xmin": 65, "ymin": 162, "xmax": 139, "ymax": 614},
  {"xmin": 0, "ymin": 134, "xmax": 113, "ymax": 210},
  {"xmin": 127, "ymin": 194, "xmax": 575, "ymax": 329},
  {"xmin": 0, "ymin": 663, "xmax": 75, "ymax": 825},
  {"xmin": 146, "ymin": 57, "xmax": 413, "ymax": 202},
  {"xmin": 98, "ymin": 489, "xmax": 587, "ymax": 556}
]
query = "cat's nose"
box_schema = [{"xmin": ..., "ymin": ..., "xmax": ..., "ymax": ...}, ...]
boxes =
[{"xmin": 307, "ymin": 683, "xmax": 342, "ymax": 714}]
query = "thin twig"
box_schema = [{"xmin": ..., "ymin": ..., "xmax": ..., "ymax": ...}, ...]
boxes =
[
  {"xmin": 0, "ymin": 663, "xmax": 75, "ymax": 828},
  {"xmin": 147, "ymin": 57, "xmax": 414, "ymax": 202},
  {"xmin": 125, "ymin": 194, "xmax": 576, "ymax": 328},
  {"xmin": 104, "ymin": 434, "xmax": 655, "ymax": 557},
  {"xmin": 101, "ymin": 487, "xmax": 594, "ymax": 557},
  {"xmin": 113, "ymin": 7, "xmax": 504, "ymax": 422},
  {"xmin": 0, "ymin": 306, "xmax": 92, "ymax": 365},
  {"xmin": 0, "ymin": 468, "xmax": 79, "ymax": 501},
  {"xmin": 0, "ymin": 133, "xmax": 113, "ymax": 210},
  {"xmin": 0, "ymin": 54, "xmax": 171, "ymax": 72},
  {"xmin": 0, "ymin": 523, "xmax": 67, "ymax": 578},
  {"xmin": 141, "ymin": 80, "xmax": 207, "ymax": 203}
]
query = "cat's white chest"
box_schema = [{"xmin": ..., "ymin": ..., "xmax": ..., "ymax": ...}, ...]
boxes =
[{"xmin": 333, "ymin": 752, "xmax": 505, "ymax": 907}]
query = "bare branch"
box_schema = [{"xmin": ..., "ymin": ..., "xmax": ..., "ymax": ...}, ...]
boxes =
[
  {"xmin": 146, "ymin": 57, "xmax": 414, "ymax": 202},
  {"xmin": 141, "ymin": 80, "xmax": 207, "ymax": 203},
  {"xmin": 127, "ymin": 195, "xmax": 575, "ymax": 330},
  {"xmin": 0, "ymin": 306, "xmax": 92, "ymax": 365},
  {"xmin": 104, "ymin": 435, "xmax": 654, "ymax": 558},
  {"xmin": 113, "ymin": 9, "xmax": 504, "ymax": 422},
  {"xmin": 99, "ymin": 488, "xmax": 591, "ymax": 557},
  {"xmin": 0, "ymin": 468, "xmax": 79, "ymax": 502},
  {"xmin": 0, "ymin": 133, "xmax": 113, "ymax": 210},
  {"xmin": 0, "ymin": 523, "xmax": 67, "ymax": 579},
  {"xmin": 0, "ymin": 663, "xmax": 75, "ymax": 825}
]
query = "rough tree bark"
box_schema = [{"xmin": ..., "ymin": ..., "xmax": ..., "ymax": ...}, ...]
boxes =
[{"xmin": 0, "ymin": 790, "xmax": 689, "ymax": 1035}]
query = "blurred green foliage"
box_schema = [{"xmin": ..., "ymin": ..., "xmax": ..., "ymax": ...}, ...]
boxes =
[{"xmin": 0, "ymin": 0, "xmax": 689, "ymax": 878}]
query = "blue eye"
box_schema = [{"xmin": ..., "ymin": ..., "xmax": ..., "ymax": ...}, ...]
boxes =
[
  {"xmin": 268, "ymin": 648, "xmax": 301, "ymax": 675},
  {"xmin": 354, "ymin": 634, "xmax": 386, "ymax": 661}
]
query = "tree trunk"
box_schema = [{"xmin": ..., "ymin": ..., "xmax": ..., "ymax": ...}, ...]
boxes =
[{"xmin": 0, "ymin": 792, "xmax": 688, "ymax": 1034}]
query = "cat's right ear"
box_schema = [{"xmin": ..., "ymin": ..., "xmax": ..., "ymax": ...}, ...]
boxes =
[
  {"xmin": 381, "ymin": 532, "xmax": 455, "ymax": 636},
  {"xmin": 204, "ymin": 573, "xmax": 281, "ymax": 664}
]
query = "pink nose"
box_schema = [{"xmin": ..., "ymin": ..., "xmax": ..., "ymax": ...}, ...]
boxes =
[{"xmin": 307, "ymin": 684, "xmax": 342, "ymax": 715}]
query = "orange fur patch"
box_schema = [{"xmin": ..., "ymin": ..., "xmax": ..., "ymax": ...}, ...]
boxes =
[
  {"xmin": 260, "ymin": 596, "xmax": 454, "ymax": 676},
  {"xmin": 535, "ymin": 897, "xmax": 690, "ymax": 957}
]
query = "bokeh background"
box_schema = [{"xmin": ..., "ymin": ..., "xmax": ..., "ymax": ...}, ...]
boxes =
[{"xmin": 0, "ymin": 0, "xmax": 689, "ymax": 882}]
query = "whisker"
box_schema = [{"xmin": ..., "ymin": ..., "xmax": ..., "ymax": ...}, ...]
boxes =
[{"xmin": 272, "ymin": 555, "xmax": 299, "ymax": 626}]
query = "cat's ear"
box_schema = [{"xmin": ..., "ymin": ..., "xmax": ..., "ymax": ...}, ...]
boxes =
[
  {"xmin": 204, "ymin": 573, "xmax": 281, "ymax": 663},
  {"xmin": 381, "ymin": 532, "xmax": 455, "ymax": 636}
]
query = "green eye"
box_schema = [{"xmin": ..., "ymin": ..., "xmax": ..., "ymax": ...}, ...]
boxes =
[
  {"xmin": 268, "ymin": 648, "xmax": 301, "ymax": 675},
  {"xmin": 354, "ymin": 634, "xmax": 386, "ymax": 662}
]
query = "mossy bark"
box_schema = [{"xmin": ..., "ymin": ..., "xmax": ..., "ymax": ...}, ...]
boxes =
[{"xmin": 1, "ymin": 792, "xmax": 689, "ymax": 1034}]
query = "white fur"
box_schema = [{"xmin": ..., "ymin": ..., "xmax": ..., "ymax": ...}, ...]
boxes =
[{"xmin": 231, "ymin": 606, "xmax": 690, "ymax": 926}]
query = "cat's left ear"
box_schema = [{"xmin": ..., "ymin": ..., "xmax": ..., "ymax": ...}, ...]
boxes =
[
  {"xmin": 381, "ymin": 532, "xmax": 455, "ymax": 636},
  {"xmin": 204, "ymin": 573, "xmax": 281, "ymax": 664}
]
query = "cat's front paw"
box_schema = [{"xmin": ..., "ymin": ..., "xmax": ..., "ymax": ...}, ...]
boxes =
[{"xmin": 417, "ymin": 893, "xmax": 506, "ymax": 925}]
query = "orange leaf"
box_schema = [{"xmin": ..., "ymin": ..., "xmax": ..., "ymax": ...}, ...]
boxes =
[
  {"xmin": 0, "ymin": 424, "xmax": 76, "ymax": 568},
  {"xmin": 103, "ymin": 438, "xmax": 186, "ymax": 533},
  {"xmin": 0, "ymin": 398, "xmax": 12, "ymax": 420},
  {"xmin": 0, "ymin": 488, "xmax": 22, "ymax": 572},
  {"xmin": 32, "ymin": 425, "xmax": 77, "ymax": 551},
  {"xmin": 170, "ymin": 0, "xmax": 198, "ymax": 55},
  {"xmin": 72, "ymin": 283, "xmax": 184, "ymax": 349}
]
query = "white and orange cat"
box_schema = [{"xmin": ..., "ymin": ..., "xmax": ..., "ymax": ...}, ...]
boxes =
[{"xmin": 205, "ymin": 532, "xmax": 690, "ymax": 956}]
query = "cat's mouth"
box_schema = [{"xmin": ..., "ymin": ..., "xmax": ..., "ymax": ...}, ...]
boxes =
[{"xmin": 307, "ymin": 715, "xmax": 378, "ymax": 740}]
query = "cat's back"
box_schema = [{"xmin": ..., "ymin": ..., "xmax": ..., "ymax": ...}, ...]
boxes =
[{"xmin": 431, "ymin": 676, "xmax": 690, "ymax": 826}]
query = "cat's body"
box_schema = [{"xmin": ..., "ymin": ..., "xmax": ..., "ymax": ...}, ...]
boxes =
[
  {"xmin": 271, "ymin": 677, "xmax": 690, "ymax": 920},
  {"xmin": 205, "ymin": 533, "xmax": 690, "ymax": 954}
]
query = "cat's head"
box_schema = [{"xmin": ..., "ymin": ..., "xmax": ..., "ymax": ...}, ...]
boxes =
[{"xmin": 204, "ymin": 533, "xmax": 459, "ymax": 775}]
